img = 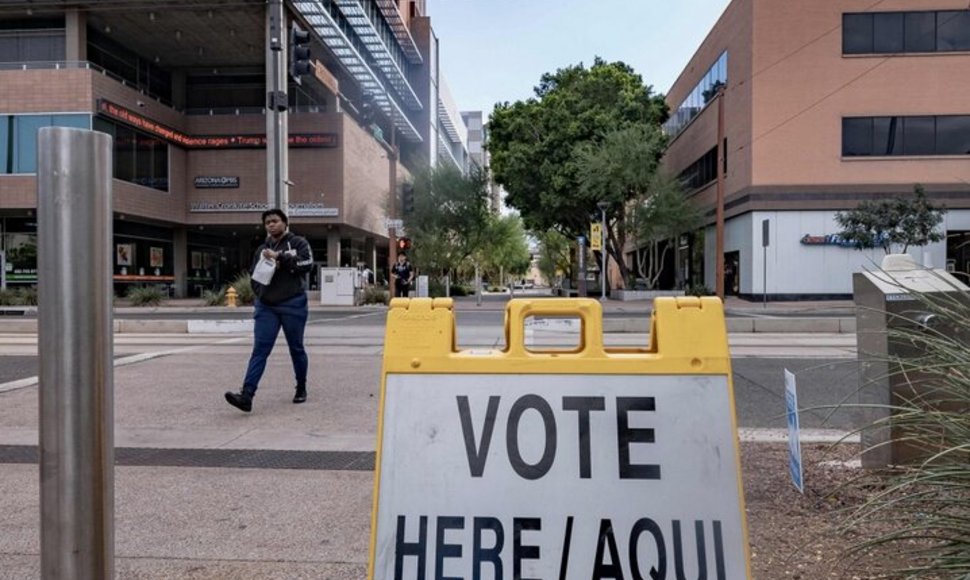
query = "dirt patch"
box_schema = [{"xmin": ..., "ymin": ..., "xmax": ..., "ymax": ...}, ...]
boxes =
[{"xmin": 742, "ymin": 442, "xmax": 916, "ymax": 579}]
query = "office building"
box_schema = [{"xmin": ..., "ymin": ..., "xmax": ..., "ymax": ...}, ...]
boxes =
[
  {"xmin": 662, "ymin": 0, "xmax": 970, "ymax": 298},
  {"xmin": 0, "ymin": 0, "xmax": 468, "ymax": 295}
]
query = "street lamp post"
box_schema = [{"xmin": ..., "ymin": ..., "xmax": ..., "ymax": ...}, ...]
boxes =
[{"xmin": 597, "ymin": 201, "xmax": 609, "ymax": 301}]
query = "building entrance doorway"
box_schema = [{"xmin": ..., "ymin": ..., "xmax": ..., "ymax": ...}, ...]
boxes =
[{"xmin": 724, "ymin": 251, "xmax": 740, "ymax": 296}]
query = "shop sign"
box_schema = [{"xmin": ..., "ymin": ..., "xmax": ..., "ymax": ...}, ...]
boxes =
[
  {"xmin": 288, "ymin": 203, "xmax": 339, "ymax": 217},
  {"xmin": 189, "ymin": 202, "xmax": 338, "ymax": 217},
  {"xmin": 800, "ymin": 234, "xmax": 859, "ymax": 248},
  {"xmin": 97, "ymin": 100, "xmax": 338, "ymax": 150},
  {"xmin": 800, "ymin": 232, "xmax": 889, "ymax": 248},
  {"xmin": 194, "ymin": 176, "xmax": 240, "ymax": 189}
]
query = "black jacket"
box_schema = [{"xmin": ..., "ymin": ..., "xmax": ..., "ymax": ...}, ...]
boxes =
[{"xmin": 249, "ymin": 231, "xmax": 313, "ymax": 304}]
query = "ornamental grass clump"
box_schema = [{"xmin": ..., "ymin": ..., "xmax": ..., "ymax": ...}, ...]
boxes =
[{"xmin": 843, "ymin": 276, "xmax": 970, "ymax": 577}]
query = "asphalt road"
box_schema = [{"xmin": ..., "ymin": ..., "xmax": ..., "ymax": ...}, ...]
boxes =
[{"xmin": 0, "ymin": 354, "xmax": 860, "ymax": 431}]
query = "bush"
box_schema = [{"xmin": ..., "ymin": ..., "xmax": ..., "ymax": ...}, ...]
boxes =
[
  {"xmin": 126, "ymin": 285, "xmax": 166, "ymax": 307},
  {"xmin": 360, "ymin": 286, "xmax": 389, "ymax": 305},
  {"xmin": 686, "ymin": 283, "xmax": 714, "ymax": 297},
  {"xmin": 202, "ymin": 287, "xmax": 227, "ymax": 306},
  {"xmin": 231, "ymin": 273, "xmax": 255, "ymax": 305},
  {"xmin": 0, "ymin": 286, "xmax": 37, "ymax": 306}
]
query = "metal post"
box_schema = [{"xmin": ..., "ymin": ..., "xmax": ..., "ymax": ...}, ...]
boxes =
[
  {"xmin": 37, "ymin": 127, "xmax": 114, "ymax": 580},
  {"xmin": 266, "ymin": 0, "xmax": 288, "ymax": 211},
  {"xmin": 577, "ymin": 236, "xmax": 586, "ymax": 297},
  {"xmin": 0, "ymin": 250, "xmax": 6, "ymax": 291},
  {"xmin": 715, "ymin": 87, "xmax": 726, "ymax": 300},
  {"xmin": 598, "ymin": 202, "xmax": 609, "ymax": 301},
  {"xmin": 475, "ymin": 262, "xmax": 482, "ymax": 307},
  {"xmin": 762, "ymin": 218, "xmax": 769, "ymax": 307}
]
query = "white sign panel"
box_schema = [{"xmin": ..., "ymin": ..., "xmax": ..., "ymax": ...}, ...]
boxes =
[
  {"xmin": 374, "ymin": 374, "xmax": 747, "ymax": 579},
  {"xmin": 385, "ymin": 218, "xmax": 404, "ymax": 230},
  {"xmin": 784, "ymin": 369, "xmax": 804, "ymax": 493}
]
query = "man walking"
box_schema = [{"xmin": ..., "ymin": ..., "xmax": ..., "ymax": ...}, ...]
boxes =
[{"xmin": 225, "ymin": 209, "xmax": 313, "ymax": 412}]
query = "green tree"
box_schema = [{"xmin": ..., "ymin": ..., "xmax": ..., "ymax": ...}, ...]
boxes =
[
  {"xmin": 488, "ymin": 58, "xmax": 668, "ymax": 259},
  {"xmin": 534, "ymin": 229, "xmax": 572, "ymax": 287},
  {"xmin": 627, "ymin": 173, "xmax": 701, "ymax": 290},
  {"xmin": 404, "ymin": 165, "xmax": 490, "ymax": 285},
  {"xmin": 575, "ymin": 124, "xmax": 667, "ymax": 285},
  {"xmin": 479, "ymin": 214, "xmax": 532, "ymax": 288},
  {"xmin": 835, "ymin": 185, "xmax": 946, "ymax": 254}
]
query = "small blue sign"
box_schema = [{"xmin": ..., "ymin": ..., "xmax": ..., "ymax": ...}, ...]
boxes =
[{"xmin": 785, "ymin": 369, "xmax": 804, "ymax": 493}]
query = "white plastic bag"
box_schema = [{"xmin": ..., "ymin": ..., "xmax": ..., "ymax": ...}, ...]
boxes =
[{"xmin": 252, "ymin": 256, "xmax": 276, "ymax": 285}]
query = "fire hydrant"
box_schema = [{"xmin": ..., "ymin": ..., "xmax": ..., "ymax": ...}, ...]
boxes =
[{"xmin": 226, "ymin": 287, "xmax": 238, "ymax": 308}]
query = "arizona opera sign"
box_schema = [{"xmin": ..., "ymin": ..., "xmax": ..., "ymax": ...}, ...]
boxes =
[
  {"xmin": 97, "ymin": 100, "xmax": 338, "ymax": 149},
  {"xmin": 372, "ymin": 376, "xmax": 749, "ymax": 579}
]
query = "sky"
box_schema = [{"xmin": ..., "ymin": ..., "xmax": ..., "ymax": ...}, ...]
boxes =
[{"xmin": 425, "ymin": 0, "xmax": 733, "ymax": 115}]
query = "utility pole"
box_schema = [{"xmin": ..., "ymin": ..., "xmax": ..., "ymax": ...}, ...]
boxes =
[
  {"xmin": 715, "ymin": 86, "xmax": 726, "ymax": 300},
  {"xmin": 266, "ymin": 0, "xmax": 288, "ymax": 211}
]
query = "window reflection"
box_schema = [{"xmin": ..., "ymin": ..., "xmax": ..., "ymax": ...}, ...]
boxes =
[
  {"xmin": 664, "ymin": 51, "xmax": 727, "ymax": 137},
  {"xmin": 844, "ymin": 115, "xmax": 970, "ymax": 156},
  {"xmin": 844, "ymin": 9, "xmax": 970, "ymax": 55}
]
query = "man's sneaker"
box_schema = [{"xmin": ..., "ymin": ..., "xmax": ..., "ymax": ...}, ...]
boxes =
[
  {"xmin": 225, "ymin": 390, "xmax": 253, "ymax": 412},
  {"xmin": 293, "ymin": 385, "xmax": 307, "ymax": 404}
]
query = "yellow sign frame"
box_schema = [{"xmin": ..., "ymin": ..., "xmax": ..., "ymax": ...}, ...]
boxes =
[{"xmin": 368, "ymin": 296, "xmax": 752, "ymax": 578}]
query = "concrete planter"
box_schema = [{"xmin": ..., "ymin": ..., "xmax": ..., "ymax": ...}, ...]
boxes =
[{"xmin": 613, "ymin": 289, "xmax": 686, "ymax": 302}]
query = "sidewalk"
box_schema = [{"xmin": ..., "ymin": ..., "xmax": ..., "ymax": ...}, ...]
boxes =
[{"xmin": 98, "ymin": 292, "xmax": 855, "ymax": 315}]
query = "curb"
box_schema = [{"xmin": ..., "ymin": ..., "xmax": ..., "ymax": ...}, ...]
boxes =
[{"xmin": 0, "ymin": 317, "xmax": 858, "ymax": 334}]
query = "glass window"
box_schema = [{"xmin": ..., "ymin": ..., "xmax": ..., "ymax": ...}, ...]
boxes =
[
  {"xmin": 843, "ymin": 117, "xmax": 873, "ymax": 156},
  {"xmin": 0, "ymin": 36, "xmax": 17, "ymax": 61},
  {"xmin": 936, "ymin": 116, "xmax": 970, "ymax": 155},
  {"xmin": 905, "ymin": 12, "xmax": 936, "ymax": 52},
  {"xmin": 0, "ymin": 116, "xmax": 9, "ymax": 174},
  {"xmin": 13, "ymin": 115, "xmax": 49, "ymax": 173},
  {"xmin": 873, "ymin": 13, "xmax": 904, "ymax": 53},
  {"xmin": 873, "ymin": 117, "xmax": 903, "ymax": 156},
  {"xmin": 51, "ymin": 114, "xmax": 90, "ymax": 129},
  {"xmin": 114, "ymin": 124, "xmax": 135, "ymax": 183},
  {"xmin": 152, "ymin": 140, "xmax": 169, "ymax": 191},
  {"xmin": 902, "ymin": 116, "xmax": 935, "ymax": 155},
  {"xmin": 937, "ymin": 11, "xmax": 970, "ymax": 51},
  {"xmin": 843, "ymin": 14, "xmax": 873, "ymax": 54}
]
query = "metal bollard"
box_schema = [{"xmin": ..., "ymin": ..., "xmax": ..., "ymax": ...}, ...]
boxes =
[{"xmin": 37, "ymin": 127, "xmax": 114, "ymax": 579}]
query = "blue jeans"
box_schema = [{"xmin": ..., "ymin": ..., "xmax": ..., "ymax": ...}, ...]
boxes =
[{"xmin": 242, "ymin": 293, "xmax": 308, "ymax": 394}]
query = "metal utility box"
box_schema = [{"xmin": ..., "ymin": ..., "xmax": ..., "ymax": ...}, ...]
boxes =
[
  {"xmin": 853, "ymin": 254, "xmax": 969, "ymax": 468},
  {"xmin": 320, "ymin": 267, "xmax": 357, "ymax": 306}
]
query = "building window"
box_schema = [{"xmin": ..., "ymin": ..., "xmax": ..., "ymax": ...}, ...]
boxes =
[
  {"xmin": 843, "ymin": 115, "xmax": 970, "ymax": 156},
  {"xmin": 93, "ymin": 118, "xmax": 169, "ymax": 191},
  {"xmin": 0, "ymin": 114, "xmax": 90, "ymax": 174},
  {"xmin": 844, "ymin": 10, "xmax": 970, "ymax": 55},
  {"xmin": 0, "ymin": 22, "xmax": 66, "ymax": 63},
  {"xmin": 678, "ymin": 146, "xmax": 718, "ymax": 191},
  {"xmin": 663, "ymin": 51, "xmax": 727, "ymax": 138}
]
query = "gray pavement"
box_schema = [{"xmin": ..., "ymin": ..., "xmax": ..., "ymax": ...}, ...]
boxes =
[{"xmin": 0, "ymin": 302, "xmax": 863, "ymax": 578}]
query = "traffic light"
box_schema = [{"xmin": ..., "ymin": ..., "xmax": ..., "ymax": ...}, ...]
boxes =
[
  {"xmin": 360, "ymin": 93, "xmax": 375, "ymax": 124},
  {"xmin": 397, "ymin": 237, "xmax": 412, "ymax": 251},
  {"xmin": 402, "ymin": 183, "xmax": 415, "ymax": 214},
  {"xmin": 289, "ymin": 23, "xmax": 312, "ymax": 84}
]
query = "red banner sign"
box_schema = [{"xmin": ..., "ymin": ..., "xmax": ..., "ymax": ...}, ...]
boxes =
[{"xmin": 97, "ymin": 100, "xmax": 338, "ymax": 149}]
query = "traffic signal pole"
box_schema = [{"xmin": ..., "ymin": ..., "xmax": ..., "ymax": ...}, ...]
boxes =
[{"xmin": 266, "ymin": 0, "xmax": 288, "ymax": 211}]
